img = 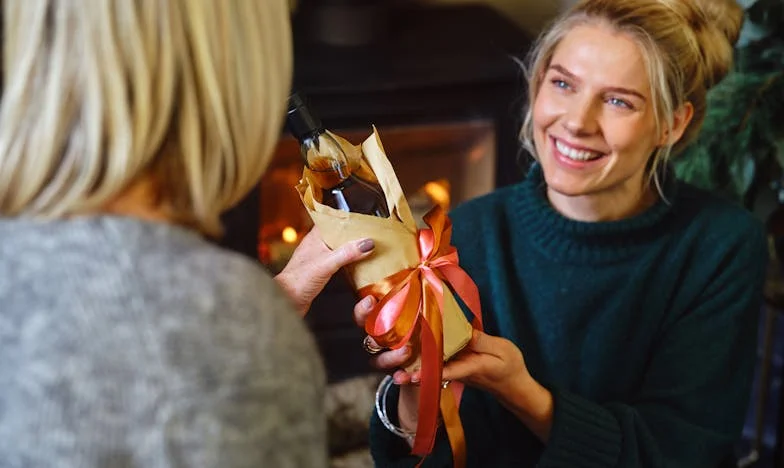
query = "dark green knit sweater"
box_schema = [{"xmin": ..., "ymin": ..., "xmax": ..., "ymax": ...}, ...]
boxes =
[{"xmin": 370, "ymin": 164, "xmax": 767, "ymax": 467}]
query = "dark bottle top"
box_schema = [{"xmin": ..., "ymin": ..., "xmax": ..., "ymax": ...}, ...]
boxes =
[{"xmin": 286, "ymin": 92, "xmax": 390, "ymax": 218}]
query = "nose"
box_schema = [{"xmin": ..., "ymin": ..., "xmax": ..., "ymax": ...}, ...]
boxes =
[{"xmin": 562, "ymin": 96, "xmax": 599, "ymax": 136}]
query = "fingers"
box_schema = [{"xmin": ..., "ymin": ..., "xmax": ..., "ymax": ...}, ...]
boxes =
[
  {"xmin": 299, "ymin": 226, "xmax": 321, "ymax": 245},
  {"xmin": 362, "ymin": 335, "xmax": 385, "ymax": 355},
  {"xmin": 354, "ymin": 295, "xmax": 376, "ymax": 327},
  {"xmin": 275, "ymin": 233, "xmax": 375, "ymax": 317},
  {"xmin": 293, "ymin": 227, "xmax": 330, "ymax": 258},
  {"xmin": 354, "ymin": 296, "xmax": 412, "ymax": 372},
  {"xmin": 371, "ymin": 344, "xmax": 412, "ymax": 370},
  {"xmin": 441, "ymin": 354, "xmax": 479, "ymax": 382},
  {"xmin": 467, "ymin": 329, "xmax": 500, "ymax": 355},
  {"xmin": 286, "ymin": 232, "xmax": 374, "ymax": 284},
  {"xmin": 393, "ymin": 369, "xmax": 412, "ymax": 385},
  {"xmin": 323, "ymin": 238, "xmax": 375, "ymax": 277}
]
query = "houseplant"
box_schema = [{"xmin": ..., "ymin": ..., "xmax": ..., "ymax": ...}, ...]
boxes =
[{"xmin": 673, "ymin": 0, "xmax": 784, "ymax": 210}]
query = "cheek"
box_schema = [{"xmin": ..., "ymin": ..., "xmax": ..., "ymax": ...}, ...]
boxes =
[
  {"xmin": 608, "ymin": 119, "xmax": 659, "ymax": 159},
  {"xmin": 531, "ymin": 98, "xmax": 549, "ymax": 147},
  {"xmin": 532, "ymin": 93, "xmax": 545, "ymax": 122},
  {"xmin": 532, "ymin": 90, "xmax": 560, "ymax": 129}
]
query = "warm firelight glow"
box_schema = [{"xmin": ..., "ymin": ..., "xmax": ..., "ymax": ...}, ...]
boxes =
[
  {"xmin": 423, "ymin": 180, "xmax": 450, "ymax": 208},
  {"xmin": 281, "ymin": 227, "xmax": 298, "ymax": 244}
]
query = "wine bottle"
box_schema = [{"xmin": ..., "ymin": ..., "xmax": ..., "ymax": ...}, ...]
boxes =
[{"xmin": 286, "ymin": 92, "xmax": 390, "ymax": 218}]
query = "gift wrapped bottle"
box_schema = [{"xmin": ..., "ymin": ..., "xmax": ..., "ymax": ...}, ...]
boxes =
[{"xmin": 286, "ymin": 92, "xmax": 390, "ymax": 218}]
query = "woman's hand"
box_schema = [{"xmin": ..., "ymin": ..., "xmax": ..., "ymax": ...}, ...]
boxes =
[
  {"xmin": 354, "ymin": 295, "xmax": 421, "ymax": 436},
  {"xmin": 441, "ymin": 330, "xmax": 530, "ymax": 399},
  {"xmin": 355, "ymin": 297, "xmax": 553, "ymax": 442},
  {"xmin": 275, "ymin": 226, "xmax": 375, "ymax": 316},
  {"xmin": 440, "ymin": 330, "xmax": 554, "ymax": 442},
  {"xmin": 353, "ymin": 295, "xmax": 415, "ymax": 378}
]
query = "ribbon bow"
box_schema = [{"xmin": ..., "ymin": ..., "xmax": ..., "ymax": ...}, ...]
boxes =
[{"xmin": 359, "ymin": 205, "xmax": 483, "ymax": 467}]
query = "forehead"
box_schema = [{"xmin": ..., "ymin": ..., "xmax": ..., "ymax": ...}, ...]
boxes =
[{"xmin": 550, "ymin": 24, "xmax": 650, "ymax": 94}]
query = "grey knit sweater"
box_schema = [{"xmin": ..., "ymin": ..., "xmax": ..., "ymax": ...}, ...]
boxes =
[{"xmin": 0, "ymin": 216, "xmax": 327, "ymax": 468}]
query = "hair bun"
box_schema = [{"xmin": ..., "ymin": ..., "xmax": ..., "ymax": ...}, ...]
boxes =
[
  {"xmin": 683, "ymin": 0, "xmax": 745, "ymax": 87},
  {"xmin": 692, "ymin": 0, "xmax": 744, "ymax": 46}
]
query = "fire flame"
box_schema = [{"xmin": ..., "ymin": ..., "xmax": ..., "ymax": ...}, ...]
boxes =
[
  {"xmin": 281, "ymin": 227, "xmax": 298, "ymax": 244},
  {"xmin": 423, "ymin": 180, "xmax": 450, "ymax": 208}
]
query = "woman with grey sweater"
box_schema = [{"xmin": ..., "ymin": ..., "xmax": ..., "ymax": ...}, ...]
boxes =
[{"xmin": 0, "ymin": 1, "xmax": 369, "ymax": 467}]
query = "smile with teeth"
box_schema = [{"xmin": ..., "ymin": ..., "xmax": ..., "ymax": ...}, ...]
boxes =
[{"xmin": 555, "ymin": 138, "xmax": 604, "ymax": 161}]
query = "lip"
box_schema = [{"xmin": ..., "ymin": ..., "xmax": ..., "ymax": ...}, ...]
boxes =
[
  {"xmin": 550, "ymin": 136, "xmax": 604, "ymax": 154},
  {"xmin": 549, "ymin": 136, "xmax": 608, "ymax": 169}
]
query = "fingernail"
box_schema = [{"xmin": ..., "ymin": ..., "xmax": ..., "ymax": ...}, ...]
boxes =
[
  {"xmin": 358, "ymin": 238, "xmax": 375, "ymax": 253},
  {"xmin": 360, "ymin": 296, "xmax": 374, "ymax": 310}
]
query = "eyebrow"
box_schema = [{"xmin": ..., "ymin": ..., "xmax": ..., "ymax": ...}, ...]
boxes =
[{"xmin": 548, "ymin": 64, "xmax": 647, "ymax": 101}]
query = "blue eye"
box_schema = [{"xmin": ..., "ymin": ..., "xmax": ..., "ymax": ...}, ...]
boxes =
[
  {"xmin": 608, "ymin": 97, "xmax": 632, "ymax": 109},
  {"xmin": 552, "ymin": 79, "xmax": 571, "ymax": 90}
]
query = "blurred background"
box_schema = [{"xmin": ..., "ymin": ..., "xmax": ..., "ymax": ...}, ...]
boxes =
[{"xmin": 216, "ymin": 1, "xmax": 784, "ymax": 466}]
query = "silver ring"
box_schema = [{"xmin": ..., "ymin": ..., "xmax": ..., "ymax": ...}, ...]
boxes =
[{"xmin": 363, "ymin": 335, "xmax": 384, "ymax": 355}]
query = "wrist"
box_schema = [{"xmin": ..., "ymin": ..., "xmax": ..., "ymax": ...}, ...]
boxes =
[
  {"xmin": 397, "ymin": 384, "xmax": 420, "ymax": 434},
  {"xmin": 499, "ymin": 374, "xmax": 554, "ymax": 442},
  {"xmin": 376, "ymin": 376, "xmax": 416, "ymax": 445},
  {"xmin": 273, "ymin": 272, "xmax": 308, "ymax": 316}
]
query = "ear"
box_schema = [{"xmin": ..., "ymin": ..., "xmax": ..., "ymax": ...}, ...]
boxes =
[{"xmin": 659, "ymin": 102, "xmax": 694, "ymax": 146}]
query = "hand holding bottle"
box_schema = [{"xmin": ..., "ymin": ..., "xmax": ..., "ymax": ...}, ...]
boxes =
[{"xmin": 275, "ymin": 227, "xmax": 375, "ymax": 316}]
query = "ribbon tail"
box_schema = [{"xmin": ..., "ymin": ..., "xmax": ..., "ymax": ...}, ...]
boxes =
[
  {"xmin": 438, "ymin": 264, "xmax": 484, "ymax": 331},
  {"xmin": 411, "ymin": 291, "xmax": 443, "ymax": 456},
  {"xmin": 441, "ymin": 384, "xmax": 466, "ymax": 468}
]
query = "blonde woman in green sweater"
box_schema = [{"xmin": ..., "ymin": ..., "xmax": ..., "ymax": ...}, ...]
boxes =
[{"xmin": 335, "ymin": 0, "xmax": 769, "ymax": 466}]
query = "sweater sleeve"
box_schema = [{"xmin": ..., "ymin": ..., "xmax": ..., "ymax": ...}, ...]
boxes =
[{"xmin": 538, "ymin": 226, "xmax": 768, "ymax": 468}]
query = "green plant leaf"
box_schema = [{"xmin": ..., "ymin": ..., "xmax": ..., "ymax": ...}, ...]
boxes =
[{"xmin": 675, "ymin": 0, "xmax": 783, "ymax": 208}]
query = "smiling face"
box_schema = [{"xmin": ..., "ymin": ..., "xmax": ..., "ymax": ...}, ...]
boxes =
[{"xmin": 532, "ymin": 23, "xmax": 666, "ymax": 220}]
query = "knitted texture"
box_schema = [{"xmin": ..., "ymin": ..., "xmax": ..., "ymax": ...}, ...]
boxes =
[
  {"xmin": 0, "ymin": 216, "xmax": 327, "ymax": 468},
  {"xmin": 370, "ymin": 164, "xmax": 767, "ymax": 467}
]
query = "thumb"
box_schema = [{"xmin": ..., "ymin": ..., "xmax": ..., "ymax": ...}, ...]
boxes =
[
  {"xmin": 318, "ymin": 238, "xmax": 375, "ymax": 278},
  {"xmin": 467, "ymin": 329, "xmax": 496, "ymax": 354},
  {"xmin": 441, "ymin": 350, "xmax": 481, "ymax": 382}
]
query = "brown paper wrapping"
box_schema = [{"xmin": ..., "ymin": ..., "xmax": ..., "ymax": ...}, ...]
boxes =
[{"xmin": 296, "ymin": 127, "xmax": 472, "ymax": 362}]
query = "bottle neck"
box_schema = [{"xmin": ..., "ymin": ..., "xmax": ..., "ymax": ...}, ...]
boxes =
[
  {"xmin": 298, "ymin": 128, "xmax": 325, "ymax": 147},
  {"xmin": 301, "ymin": 131, "xmax": 353, "ymax": 189}
]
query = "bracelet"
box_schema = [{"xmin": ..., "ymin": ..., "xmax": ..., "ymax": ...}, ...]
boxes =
[{"xmin": 375, "ymin": 375, "xmax": 416, "ymax": 443}]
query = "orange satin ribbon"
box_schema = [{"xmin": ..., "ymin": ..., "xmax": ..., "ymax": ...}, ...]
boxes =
[{"xmin": 359, "ymin": 205, "xmax": 483, "ymax": 468}]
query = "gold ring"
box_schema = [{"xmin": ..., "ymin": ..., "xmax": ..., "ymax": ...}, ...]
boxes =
[{"xmin": 362, "ymin": 335, "xmax": 384, "ymax": 355}]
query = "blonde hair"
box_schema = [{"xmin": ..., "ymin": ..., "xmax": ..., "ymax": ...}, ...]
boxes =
[
  {"xmin": 520, "ymin": 0, "xmax": 744, "ymax": 190},
  {"xmin": 0, "ymin": 0, "xmax": 293, "ymax": 236}
]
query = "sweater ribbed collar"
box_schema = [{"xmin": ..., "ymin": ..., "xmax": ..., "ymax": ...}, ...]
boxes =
[{"xmin": 513, "ymin": 163, "xmax": 678, "ymax": 264}]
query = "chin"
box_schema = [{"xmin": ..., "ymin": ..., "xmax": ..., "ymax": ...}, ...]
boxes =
[
  {"xmin": 542, "ymin": 175, "xmax": 594, "ymax": 198},
  {"xmin": 538, "ymin": 156, "xmax": 600, "ymax": 196},
  {"xmin": 538, "ymin": 149, "xmax": 614, "ymax": 198}
]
